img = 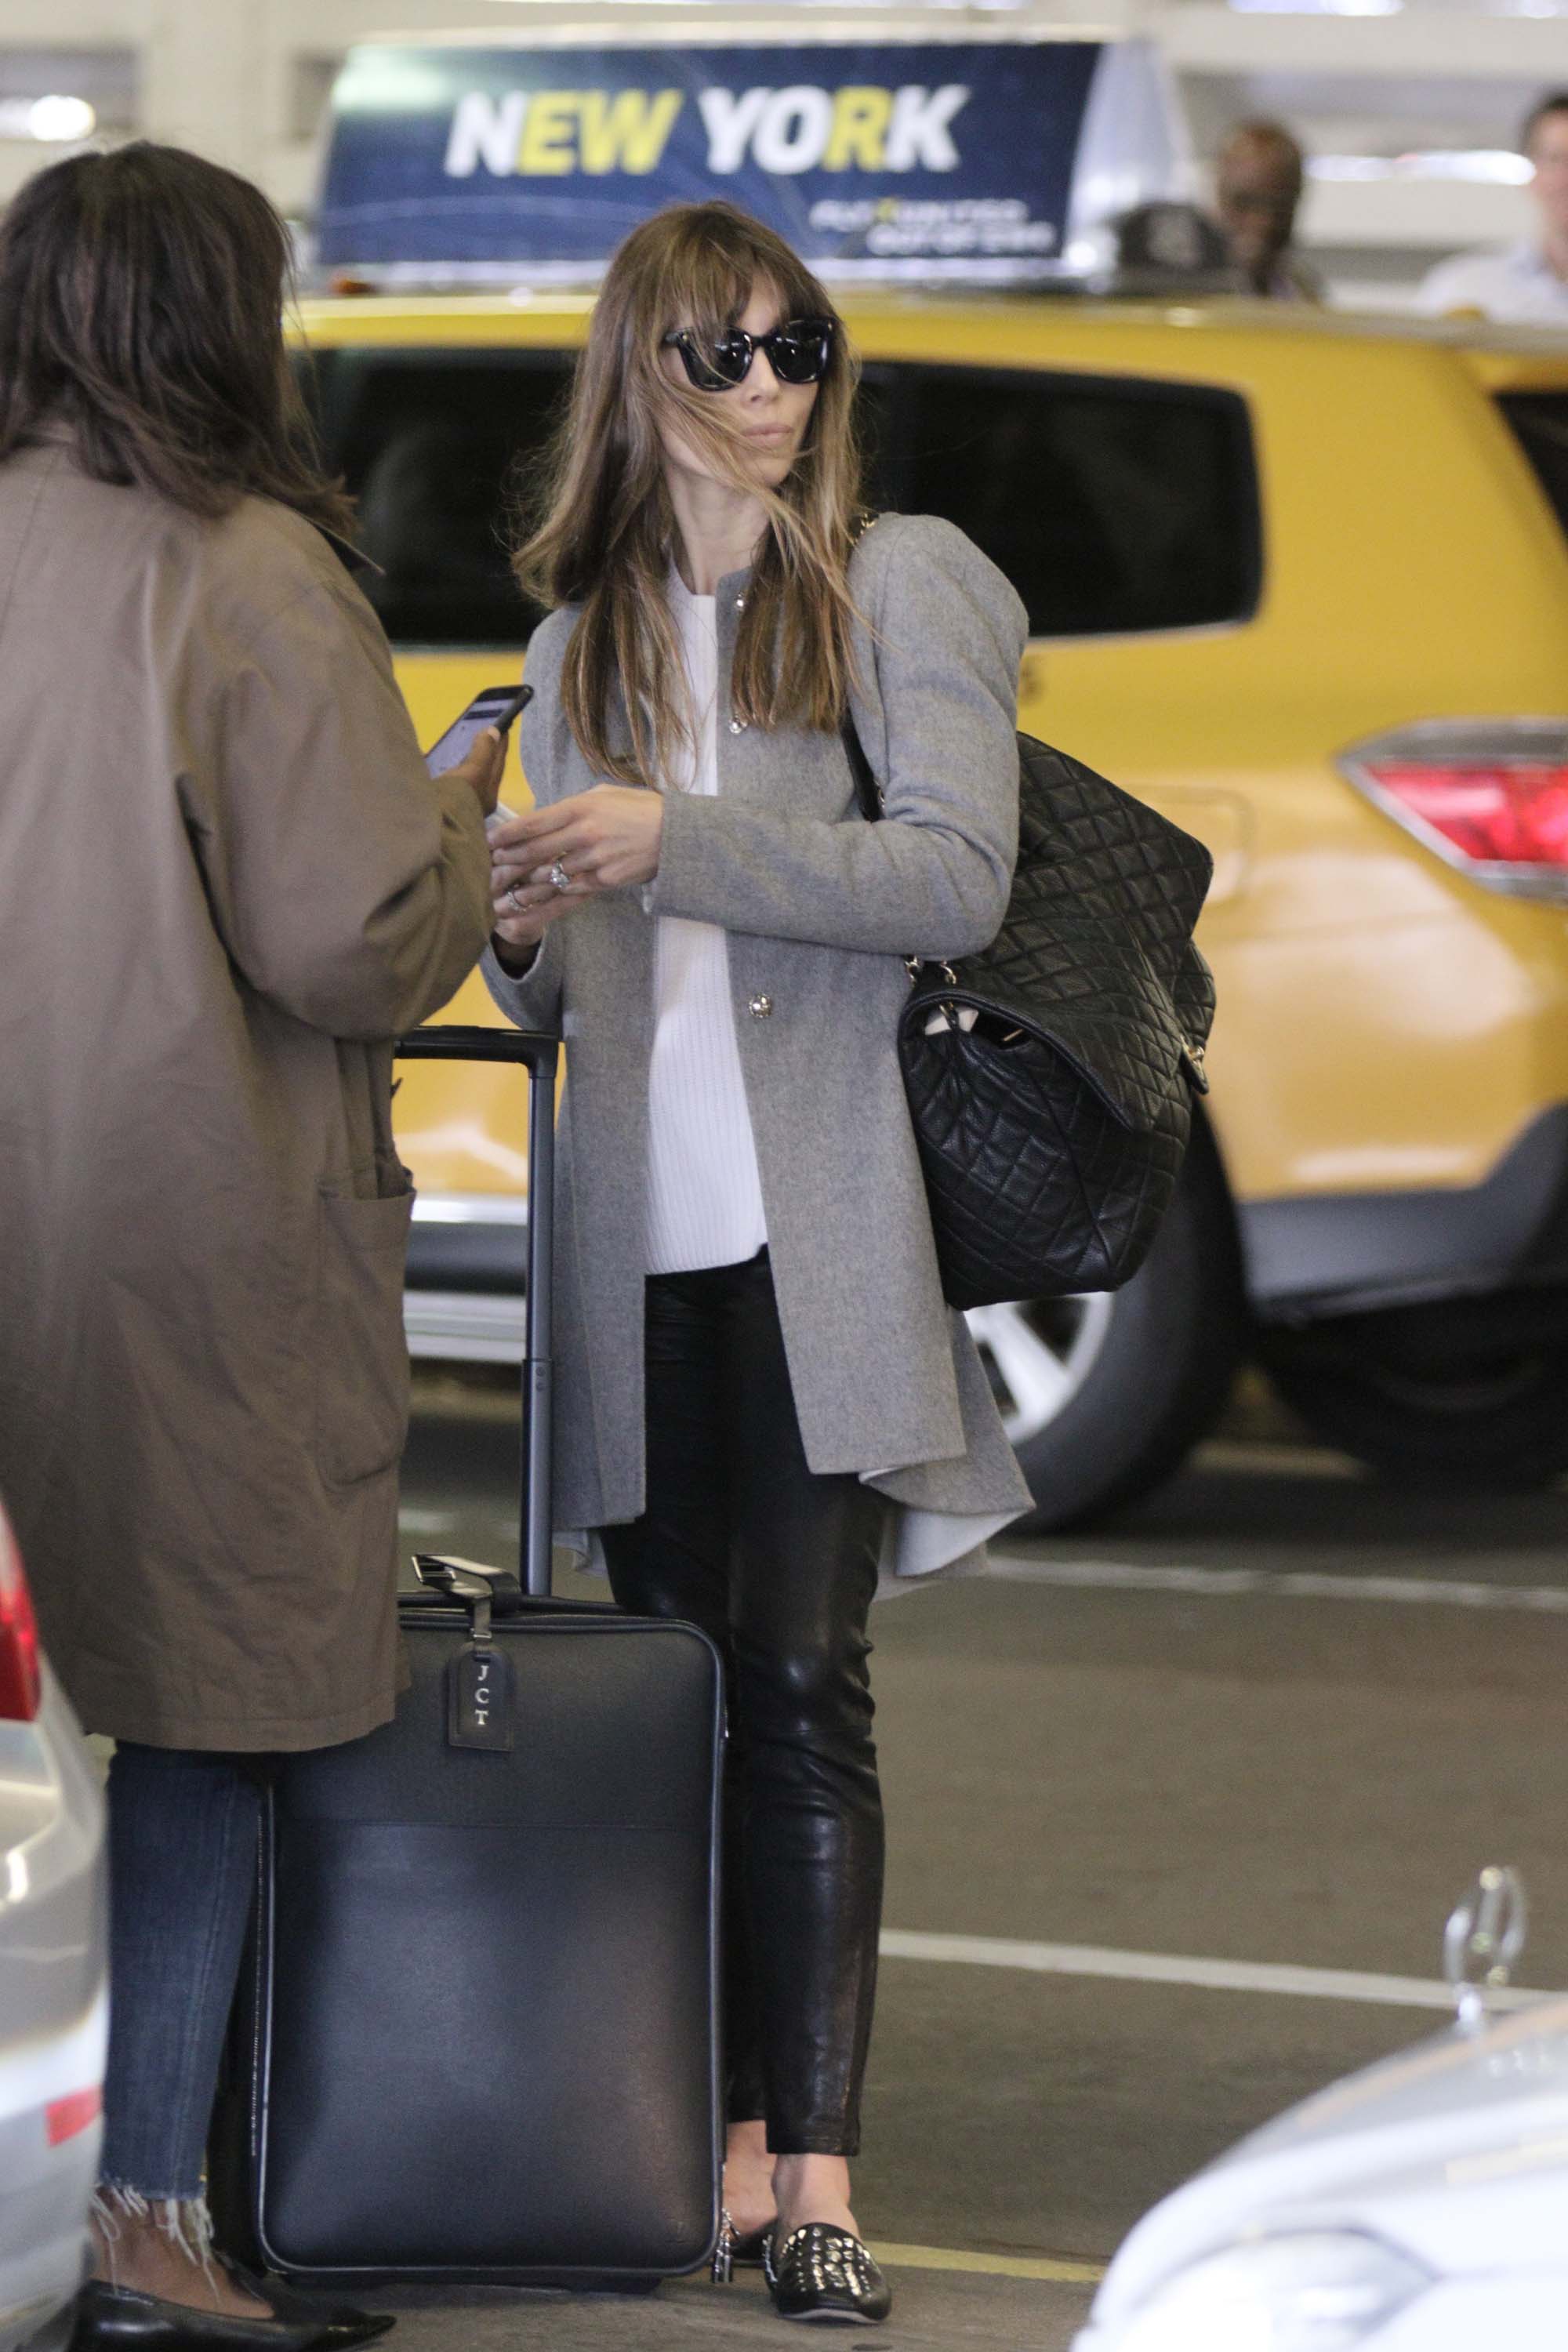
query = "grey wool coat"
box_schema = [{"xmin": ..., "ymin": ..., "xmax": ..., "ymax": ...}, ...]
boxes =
[
  {"xmin": 485, "ymin": 512, "xmax": 1033, "ymax": 1566},
  {"xmin": 0, "ymin": 435, "xmax": 493, "ymax": 1750}
]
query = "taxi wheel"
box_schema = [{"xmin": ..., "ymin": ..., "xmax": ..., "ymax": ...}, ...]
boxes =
[
  {"xmin": 966, "ymin": 1118, "xmax": 1245, "ymax": 1530},
  {"xmin": 1265, "ymin": 1334, "xmax": 1568, "ymax": 1490}
]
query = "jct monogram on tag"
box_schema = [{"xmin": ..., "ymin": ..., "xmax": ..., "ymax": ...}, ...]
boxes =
[{"xmin": 447, "ymin": 1641, "xmax": 517, "ymax": 1751}]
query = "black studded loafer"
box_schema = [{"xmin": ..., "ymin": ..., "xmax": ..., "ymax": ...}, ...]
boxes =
[
  {"xmin": 71, "ymin": 2277, "xmax": 391, "ymax": 2350},
  {"xmin": 764, "ymin": 2223, "xmax": 892, "ymax": 2325}
]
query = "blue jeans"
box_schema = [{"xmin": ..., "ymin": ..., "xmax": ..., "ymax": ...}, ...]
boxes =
[{"xmin": 100, "ymin": 1745, "xmax": 263, "ymax": 2200}]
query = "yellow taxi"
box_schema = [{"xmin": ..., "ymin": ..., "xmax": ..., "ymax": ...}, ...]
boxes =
[{"xmin": 291, "ymin": 292, "xmax": 1568, "ymax": 1525}]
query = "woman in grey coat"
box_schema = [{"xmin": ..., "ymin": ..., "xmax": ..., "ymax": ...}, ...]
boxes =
[{"xmin": 487, "ymin": 201, "xmax": 1029, "ymax": 2328}]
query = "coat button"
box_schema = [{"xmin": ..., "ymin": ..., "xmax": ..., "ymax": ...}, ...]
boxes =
[
  {"xmin": 748, "ymin": 994, "xmax": 773, "ymax": 1018},
  {"xmin": 728, "ymin": 718, "xmax": 746, "ymax": 734},
  {"xmin": 735, "ymin": 594, "xmax": 746, "ymax": 610}
]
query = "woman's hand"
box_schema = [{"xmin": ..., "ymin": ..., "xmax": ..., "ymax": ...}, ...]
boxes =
[
  {"xmin": 490, "ymin": 872, "xmax": 591, "ymax": 972},
  {"xmin": 490, "ymin": 784, "xmax": 664, "ymax": 895}
]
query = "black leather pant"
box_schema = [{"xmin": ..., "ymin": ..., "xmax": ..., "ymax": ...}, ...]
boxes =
[{"xmin": 599, "ymin": 1250, "xmax": 886, "ymax": 2158}]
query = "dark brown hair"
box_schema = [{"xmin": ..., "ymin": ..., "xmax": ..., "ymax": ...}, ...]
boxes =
[
  {"xmin": 515, "ymin": 201, "xmax": 864, "ymax": 787},
  {"xmin": 0, "ymin": 142, "xmax": 350, "ymax": 535},
  {"xmin": 1217, "ymin": 119, "xmax": 1306, "ymax": 201}
]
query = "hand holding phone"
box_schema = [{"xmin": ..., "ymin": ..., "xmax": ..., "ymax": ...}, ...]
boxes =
[
  {"xmin": 424, "ymin": 682, "xmax": 533, "ymax": 780},
  {"xmin": 450, "ymin": 728, "xmax": 506, "ymax": 823}
]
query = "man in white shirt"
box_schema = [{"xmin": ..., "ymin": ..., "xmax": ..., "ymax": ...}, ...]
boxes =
[{"xmin": 1418, "ymin": 92, "xmax": 1568, "ymax": 325}]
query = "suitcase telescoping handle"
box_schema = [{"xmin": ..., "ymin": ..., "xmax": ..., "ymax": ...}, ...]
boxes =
[{"xmin": 395, "ymin": 1025, "xmax": 560, "ymax": 1599}]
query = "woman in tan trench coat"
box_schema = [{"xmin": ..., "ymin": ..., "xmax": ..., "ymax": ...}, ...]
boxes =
[{"xmin": 0, "ymin": 147, "xmax": 499, "ymax": 2347}]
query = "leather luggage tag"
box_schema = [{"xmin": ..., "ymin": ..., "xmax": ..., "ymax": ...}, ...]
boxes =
[{"xmin": 447, "ymin": 1642, "xmax": 516, "ymax": 1751}]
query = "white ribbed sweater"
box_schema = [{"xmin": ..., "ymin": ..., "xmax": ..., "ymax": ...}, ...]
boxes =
[{"xmin": 644, "ymin": 574, "xmax": 768, "ymax": 1276}]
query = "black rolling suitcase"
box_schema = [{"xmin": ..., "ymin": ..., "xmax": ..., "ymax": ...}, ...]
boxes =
[{"xmin": 211, "ymin": 1026, "xmax": 724, "ymax": 2290}]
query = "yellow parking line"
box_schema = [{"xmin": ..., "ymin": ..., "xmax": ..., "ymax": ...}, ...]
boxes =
[{"xmin": 868, "ymin": 2240, "xmax": 1105, "ymax": 2285}]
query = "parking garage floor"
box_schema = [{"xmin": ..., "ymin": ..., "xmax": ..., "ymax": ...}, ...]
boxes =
[{"xmin": 375, "ymin": 1372, "xmax": 1568, "ymax": 2350}]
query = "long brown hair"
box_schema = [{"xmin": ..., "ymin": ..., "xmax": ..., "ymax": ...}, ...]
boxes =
[
  {"xmin": 0, "ymin": 142, "xmax": 350, "ymax": 536},
  {"xmin": 516, "ymin": 202, "xmax": 864, "ymax": 786}
]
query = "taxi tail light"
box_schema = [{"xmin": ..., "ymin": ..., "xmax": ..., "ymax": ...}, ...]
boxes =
[
  {"xmin": 46, "ymin": 2087, "xmax": 102, "ymax": 2145},
  {"xmin": 1341, "ymin": 720, "xmax": 1568, "ymax": 899},
  {"xmin": 0, "ymin": 1501, "xmax": 42, "ymax": 1722}
]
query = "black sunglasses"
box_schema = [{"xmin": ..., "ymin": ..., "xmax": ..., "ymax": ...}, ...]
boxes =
[{"xmin": 662, "ymin": 317, "xmax": 835, "ymax": 392}]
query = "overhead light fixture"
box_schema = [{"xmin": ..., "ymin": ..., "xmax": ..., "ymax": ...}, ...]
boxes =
[
  {"xmin": 1229, "ymin": 0, "xmax": 1403, "ymax": 14},
  {"xmin": 485, "ymin": 0, "xmax": 1032, "ymax": 7},
  {"xmin": 1310, "ymin": 149, "xmax": 1534, "ymax": 183},
  {"xmin": 485, "ymin": 0, "xmax": 1031, "ymax": 6},
  {"xmin": 24, "ymin": 95, "xmax": 97, "ymax": 142}
]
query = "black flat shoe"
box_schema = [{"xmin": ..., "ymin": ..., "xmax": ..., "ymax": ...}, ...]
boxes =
[
  {"xmin": 764, "ymin": 2224, "xmax": 892, "ymax": 2325},
  {"xmin": 71, "ymin": 2278, "xmax": 389, "ymax": 2350},
  {"xmin": 249, "ymin": 2275, "xmax": 394, "ymax": 2347},
  {"xmin": 238, "ymin": 2267, "xmax": 393, "ymax": 2347}
]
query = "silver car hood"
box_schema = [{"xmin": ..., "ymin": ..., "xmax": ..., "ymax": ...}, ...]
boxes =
[{"xmin": 1090, "ymin": 1997, "xmax": 1568, "ymax": 2327}]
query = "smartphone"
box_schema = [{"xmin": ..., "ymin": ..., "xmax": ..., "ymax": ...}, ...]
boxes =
[{"xmin": 423, "ymin": 681, "xmax": 532, "ymax": 779}]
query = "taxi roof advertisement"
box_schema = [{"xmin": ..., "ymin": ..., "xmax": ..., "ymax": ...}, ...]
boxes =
[{"xmin": 318, "ymin": 38, "xmax": 1170, "ymax": 283}]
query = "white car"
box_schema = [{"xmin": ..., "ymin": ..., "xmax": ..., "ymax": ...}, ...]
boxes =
[
  {"xmin": 0, "ymin": 1498, "xmax": 107, "ymax": 2352},
  {"xmin": 1075, "ymin": 1874, "xmax": 1568, "ymax": 2350}
]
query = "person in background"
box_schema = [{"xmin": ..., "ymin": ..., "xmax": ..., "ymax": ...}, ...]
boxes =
[
  {"xmin": 1418, "ymin": 92, "xmax": 1568, "ymax": 325},
  {"xmin": 0, "ymin": 144, "xmax": 499, "ymax": 2349},
  {"xmin": 1215, "ymin": 120, "xmax": 1324, "ymax": 302}
]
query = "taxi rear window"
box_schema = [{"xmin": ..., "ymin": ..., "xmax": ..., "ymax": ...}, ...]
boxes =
[
  {"xmin": 1497, "ymin": 392, "xmax": 1568, "ymax": 544},
  {"xmin": 885, "ymin": 367, "xmax": 1262, "ymax": 639},
  {"xmin": 306, "ymin": 348, "xmax": 1261, "ymax": 647},
  {"xmin": 305, "ymin": 349, "xmax": 570, "ymax": 646}
]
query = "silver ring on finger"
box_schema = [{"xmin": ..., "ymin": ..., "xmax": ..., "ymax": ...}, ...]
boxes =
[
  {"xmin": 550, "ymin": 861, "xmax": 572, "ymax": 893},
  {"xmin": 506, "ymin": 883, "xmax": 525, "ymax": 913}
]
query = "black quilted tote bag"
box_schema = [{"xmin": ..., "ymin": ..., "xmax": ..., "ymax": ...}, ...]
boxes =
[{"xmin": 845, "ymin": 717, "xmax": 1218, "ymax": 1309}]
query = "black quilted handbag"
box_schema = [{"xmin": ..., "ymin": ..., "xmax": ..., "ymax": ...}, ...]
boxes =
[{"xmin": 845, "ymin": 717, "xmax": 1218, "ymax": 1309}]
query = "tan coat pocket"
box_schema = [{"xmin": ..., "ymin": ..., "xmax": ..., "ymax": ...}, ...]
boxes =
[{"xmin": 315, "ymin": 1186, "xmax": 414, "ymax": 1487}]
